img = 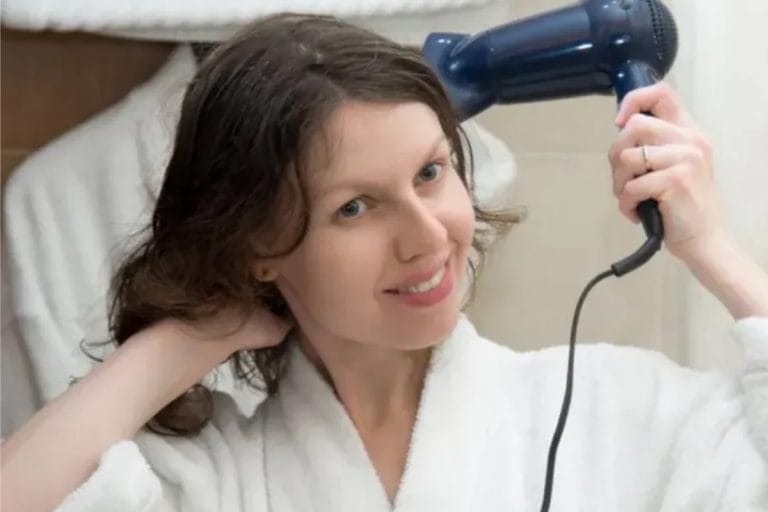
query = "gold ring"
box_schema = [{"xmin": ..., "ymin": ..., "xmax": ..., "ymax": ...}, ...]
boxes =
[{"xmin": 641, "ymin": 144, "xmax": 650, "ymax": 170}]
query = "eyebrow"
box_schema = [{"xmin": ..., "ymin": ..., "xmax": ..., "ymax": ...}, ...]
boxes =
[{"xmin": 313, "ymin": 134, "xmax": 450, "ymax": 201}]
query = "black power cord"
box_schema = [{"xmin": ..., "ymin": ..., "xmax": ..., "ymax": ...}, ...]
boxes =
[
  {"xmin": 538, "ymin": 268, "xmax": 613, "ymax": 512},
  {"xmin": 539, "ymin": 199, "xmax": 664, "ymax": 511}
]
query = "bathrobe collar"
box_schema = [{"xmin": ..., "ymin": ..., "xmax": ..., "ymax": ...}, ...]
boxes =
[{"xmin": 262, "ymin": 315, "xmax": 500, "ymax": 511}]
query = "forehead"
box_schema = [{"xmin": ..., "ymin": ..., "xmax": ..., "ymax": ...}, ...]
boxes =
[{"xmin": 306, "ymin": 101, "xmax": 447, "ymax": 193}]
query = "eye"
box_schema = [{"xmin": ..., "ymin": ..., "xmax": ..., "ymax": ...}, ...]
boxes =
[
  {"xmin": 417, "ymin": 162, "xmax": 444, "ymax": 183},
  {"xmin": 337, "ymin": 198, "xmax": 368, "ymax": 219}
]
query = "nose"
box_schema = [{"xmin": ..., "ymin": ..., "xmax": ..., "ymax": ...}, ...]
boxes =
[{"xmin": 394, "ymin": 197, "xmax": 448, "ymax": 262}]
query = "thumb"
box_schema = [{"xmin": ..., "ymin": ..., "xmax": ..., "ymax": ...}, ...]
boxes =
[{"xmin": 615, "ymin": 82, "xmax": 693, "ymax": 128}]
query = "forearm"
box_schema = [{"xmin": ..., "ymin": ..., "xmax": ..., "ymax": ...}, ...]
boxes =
[
  {"xmin": 683, "ymin": 235, "xmax": 768, "ymax": 319},
  {"xmin": 0, "ymin": 320, "xmax": 231, "ymax": 512}
]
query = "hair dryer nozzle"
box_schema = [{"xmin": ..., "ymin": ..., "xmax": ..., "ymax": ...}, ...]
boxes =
[
  {"xmin": 422, "ymin": 32, "xmax": 496, "ymax": 121},
  {"xmin": 422, "ymin": 0, "xmax": 678, "ymax": 119}
]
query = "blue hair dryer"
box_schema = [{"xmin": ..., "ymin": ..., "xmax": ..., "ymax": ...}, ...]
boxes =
[
  {"xmin": 423, "ymin": 0, "xmax": 678, "ymax": 276},
  {"xmin": 422, "ymin": 0, "xmax": 677, "ymax": 120}
]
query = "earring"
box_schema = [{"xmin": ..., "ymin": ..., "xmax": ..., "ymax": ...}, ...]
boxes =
[{"xmin": 256, "ymin": 267, "xmax": 277, "ymax": 282}]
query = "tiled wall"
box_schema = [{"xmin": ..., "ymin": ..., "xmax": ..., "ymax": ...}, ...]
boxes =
[{"xmin": 0, "ymin": 2, "xmax": 684, "ymax": 362}]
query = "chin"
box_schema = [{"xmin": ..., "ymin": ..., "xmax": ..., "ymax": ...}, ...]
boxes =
[{"xmin": 394, "ymin": 306, "xmax": 461, "ymax": 351}]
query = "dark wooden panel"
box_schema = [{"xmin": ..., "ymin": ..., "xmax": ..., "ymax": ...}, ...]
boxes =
[{"xmin": 0, "ymin": 28, "xmax": 174, "ymax": 183}]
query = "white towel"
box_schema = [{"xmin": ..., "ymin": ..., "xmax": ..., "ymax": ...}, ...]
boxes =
[
  {"xmin": 0, "ymin": 44, "xmax": 517, "ymax": 436},
  {"xmin": 0, "ymin": 0, "xmax": 512, "ymax": 45}
]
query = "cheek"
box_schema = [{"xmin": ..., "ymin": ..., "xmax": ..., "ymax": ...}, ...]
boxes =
[
  {"xmin": 445, "ymin": 176, "xmax": 477, "ymax": 249},
  {"xmin": 279, "ymin": 232, "xmax": 386, "ymax": 306}
]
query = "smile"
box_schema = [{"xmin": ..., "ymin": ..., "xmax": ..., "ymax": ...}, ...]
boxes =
[
  {"xmin": 397, "ymin": 266, "xmax": 446, "ymax": 294},
  {"xmin": 385, "ymin": 262, "xmax": 454, "ymax": 307}
]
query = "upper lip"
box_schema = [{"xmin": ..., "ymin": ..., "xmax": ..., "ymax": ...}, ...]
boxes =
[{"xmin": 386, "ymin": 258, "xmax": 449, "ymax": 292}]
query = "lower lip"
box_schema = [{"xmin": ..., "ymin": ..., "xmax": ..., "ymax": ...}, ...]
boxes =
[{"xmin": 388, "ymin": 263, "xmax": 453, "ymax": 307}]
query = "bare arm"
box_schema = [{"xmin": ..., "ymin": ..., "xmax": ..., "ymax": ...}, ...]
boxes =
[
  {"xmin": 682, "ymin": 235, "xmax": 768, "ymax": 320},
  {"xmin": 1, "ymin": 310, "xmax": 289, "ymax": 512}
]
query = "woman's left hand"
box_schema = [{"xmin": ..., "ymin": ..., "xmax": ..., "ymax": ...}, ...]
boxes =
[
  {"xmin": 608, "ymin": 82, "xmax": 768, "ymax": 319},
  {"xmin": 608, "ymin": 81, "xmax": 728, "ymax": 265}
]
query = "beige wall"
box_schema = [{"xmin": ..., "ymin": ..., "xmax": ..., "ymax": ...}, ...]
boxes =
[{"xmin": 468, "ymin": 103, "xmax": 684, "ymax": 360}]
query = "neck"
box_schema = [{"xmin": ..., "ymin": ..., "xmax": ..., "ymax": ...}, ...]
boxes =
[
  {"xmin": 295, "ymin": 330, "xmax": 436, "ymax": 504},
  {"xmin": 297, "ymin": 334, "xmax": 431, "ymax": 429}
]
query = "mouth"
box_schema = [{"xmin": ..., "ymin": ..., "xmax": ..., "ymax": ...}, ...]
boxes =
[
  {"xmin": 386, "ymin": 264, "xmax": 447, "ymax": 295},
  {"xmin": 382, "ymin": 255, "xmax": 455, "ymax": 307}
]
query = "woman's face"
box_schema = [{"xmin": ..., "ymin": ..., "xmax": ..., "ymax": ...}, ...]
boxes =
[{"xmin": 270, "ymin": 101, "xmax": 476, "ymax": 349}]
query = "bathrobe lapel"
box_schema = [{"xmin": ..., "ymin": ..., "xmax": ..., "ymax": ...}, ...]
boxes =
[
  {"xmin": 262, "ymin": 316, "xmax": 509, "ymax": 511},
  {"xmin": 262, "ymin": 335, "xmax": 391, "ymax": 511}
]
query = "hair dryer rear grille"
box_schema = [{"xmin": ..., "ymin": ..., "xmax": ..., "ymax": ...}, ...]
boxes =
[{"xmin": 645, "ymin": 0, "xmax": 678, "ymax": 69}]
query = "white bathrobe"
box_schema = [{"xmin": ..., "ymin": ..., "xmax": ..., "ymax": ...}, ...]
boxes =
[{"xmin": 56, "ymin": 315, "xmax": 768, "ymax": 511}]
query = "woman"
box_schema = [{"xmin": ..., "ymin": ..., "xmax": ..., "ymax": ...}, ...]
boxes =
[{"xmin": 2, "ymin": 13, "xmax": 767, "ymax": 512}]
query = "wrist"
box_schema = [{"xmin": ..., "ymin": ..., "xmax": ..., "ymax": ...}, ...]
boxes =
[
  {"xmin": 114, "ymin": 320, "xmax": 233, "ymax": 426},
  {"xmin": 680, "ymin": 235, "xmax": 768, "ymax": 320},
  {"xmin": 151, "ymin": 317, "xmax": 240, "ymax": 362},
  {"xmin": 675, "ymin": 232, "xmax": 731, "ymax": 270}
]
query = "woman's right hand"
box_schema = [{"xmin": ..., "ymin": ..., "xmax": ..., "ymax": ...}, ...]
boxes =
[{"xmin": 161, "ymin": 305, "xmax": 293, "ymax": 357}]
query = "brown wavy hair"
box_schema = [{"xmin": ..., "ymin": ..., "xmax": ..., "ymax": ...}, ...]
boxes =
[{"xmin": 107, "ymin": 13, "xmax": 524, "ymax": 436}]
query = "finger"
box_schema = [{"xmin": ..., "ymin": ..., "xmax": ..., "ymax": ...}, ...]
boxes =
[
  {"xmin": 615, "ymin": 82, "xmax": 694, "ymax": 128},
  {"xmin": 610, "ymin": 114, "xmax": 695, "ymax": 165},
  {"xmin": 616, "ymin": 164, "xmax": 688, "ymax": 222},
  {"xmin": 612, "ymin": 144, "xmax": 707, "ymax": 197}
]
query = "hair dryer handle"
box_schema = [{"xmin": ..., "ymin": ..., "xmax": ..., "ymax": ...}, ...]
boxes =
[
  {"xmin": 615, "ymin": 61, "xmax": 665, "ymax": 248},
  {"xmin": 636, "ymin": 198, "xmax": 663, "ymax": 241},
  {"xmin": 610, "ymin": 62, "xmax": 665, "ymax": 276},
  {"xmin": 611, "ymin": 196, "xmax": 663, "ymax": 276}
]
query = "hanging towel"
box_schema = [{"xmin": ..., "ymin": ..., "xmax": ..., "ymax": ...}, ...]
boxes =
[{"xmin": 0, "ymin": 0, "xmax": 512, "ymax": 45}]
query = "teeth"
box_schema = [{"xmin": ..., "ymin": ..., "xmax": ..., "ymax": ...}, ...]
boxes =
[{"xmin": 402, "ymin": 266, "xmax": 445, "ymax": 294}]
